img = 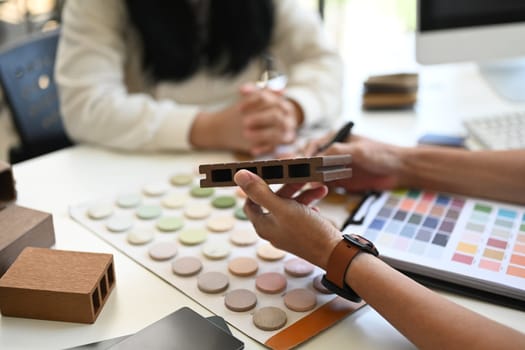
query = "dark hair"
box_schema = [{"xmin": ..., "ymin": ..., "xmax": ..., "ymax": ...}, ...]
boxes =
[{"xmin": 125, "ymin": 0, "xmax": 275, "ymax": 82}]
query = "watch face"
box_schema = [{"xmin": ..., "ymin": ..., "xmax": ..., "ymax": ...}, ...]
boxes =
[{"xmin": 343, "ymin": 234, "xmax": 379, "ymax": 256}]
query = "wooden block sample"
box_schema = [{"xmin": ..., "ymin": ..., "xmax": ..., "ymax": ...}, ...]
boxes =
[
  {"xmin": 0, "ymin": 247, "xmax": 115, "ymax": 323},
  {"xmin": 0, "ymin": 161, "xmax": 16, "ymax": 209},
  {"xmin": 199, "ymin": 155, "xmax": 352, "ymax": 187},
  {"xmin": 0, "ymin": 204, "xmax": 55, "ymax": 276}
]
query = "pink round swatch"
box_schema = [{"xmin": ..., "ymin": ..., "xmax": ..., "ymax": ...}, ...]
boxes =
[
  {"xmin": 171, "ymin": 256, "xmax": 202, "ymax": 276},
  {"xmin": 255, "ymin": 272, "xmax": 287, "ymax": 294},
  {"xmin": 283, "ymin": 288, "xmax": 317, "ymax": 312},
  {"xmin": 228, "ymin": 257, "xmax": 258, "ymax": 277},
  {"xmin": 284, "ymin": 258, "xmax": 315, "ymax": 277},
  {"xmin": 197, "ymin": 271, "xmax": 229, "ymax": 294},
  {"xmin": 224, "ymin": 289, "xmax": 257, "ymax": 312},
  {"xmin": 312, "ymin": 275, "xmax": 333, "ymax": 294}
]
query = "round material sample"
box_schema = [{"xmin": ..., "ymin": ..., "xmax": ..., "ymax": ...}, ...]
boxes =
[
  {"xmin": 197, "ymin": 271, "xmax": 229, "ymax": 294},
  {"xmin": 255, "ymin": 272, "xmax": 287, "ymax": 294},
  {"xmin": 257, "ymin": 243, "xmax": 286, "ymax": 261},
  {"xmin": 116, "ymin": 193, "xmax": 142, "ymax": 208},
  {"xmin": 228, "ymin": 257, "xmax": 258, "ymax": 277},
  {"xmin": 170, "ymin": 173, "xmax": 193, "ymax": 186},
  {"xmin": 161, "ymin": 193, "xmax": 188, "ymax": 209},
  {"xmin": 211, "ymin": 195, "xmax": 236, "ymax": 209},
  {"xmin": 126, "ymin": 229, "xmax": 154, "ymax": 245},
  {"xmin": 313, "ymin": 275, "xmax": 333, "ymax": 294},
  {"xmin": 190, "ymin": 186, "xmax": 215, "ymax": 198},
  {"xmin": 224, "ymin": 289, "xmax": 257, "ymax": 312},
  {"xmin": 156, "ymin": 216, "xmax": 184, "ymax": 232},
  {"xmin": 142, "ymin": 182, "xmax": 169, "ymax": 196},
  {"xmin": 283, "ymin": 288, "xmax": 317, "ymax": 312},
  {"xmin": 253, "ymin": 307, "xmax": 287, "ymax": 331},
  {"xmin": 284, "ymin": 258, "xmax": 315, "ymax": 277},
  {"xmin": 172, "ymin": 256, "xmax": 202, "ymax": 276},
  {"xmin": 229, "ymin": 229, "xmax": 258, "ymax": 246},
  {"xmin": 87, "ymin": 203, "xmax": 114, "ymax": 220},
  {"xmin": 136, "ymin": 205, "xmax": 162, "ymax": 220},
  {"xmin": 206, "ymin": 216, "xmax": 235, "ymax": 232},
  {"xmin": 148, "ymin": 241, "xmax": 178, "ymax": 261},
  {"xmin": 106, "ymin": 216, "xmax": 133, "ymax": 232},
  {"xmin": 184, "ymin": 203, "xmax": 211, "ymax": 220},
  {"xmin": 178, "ymin": 228, "xmax": 208, "ymax": 246},
  {"xmin": 234, "ymin": 207, "xmax": 248, "ymax": 220},
  {"xmin": 202, "ymin": 242, "xmax": 231, "ymax": 260}
]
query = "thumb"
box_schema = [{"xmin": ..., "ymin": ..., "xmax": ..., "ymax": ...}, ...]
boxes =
[{"xmin": 234, "ymin": 170, "xmax": 282, "ymax": 212}]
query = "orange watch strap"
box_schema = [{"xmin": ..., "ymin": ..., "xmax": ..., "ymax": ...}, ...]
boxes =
[{"xmin": 325, "ymin": 239, "xmax": 361, "ymax": 289}]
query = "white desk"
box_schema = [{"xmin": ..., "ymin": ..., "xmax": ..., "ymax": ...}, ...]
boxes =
[{"xmin": 1, "ymin": 63, "xmax": 525, "ymax": 349}]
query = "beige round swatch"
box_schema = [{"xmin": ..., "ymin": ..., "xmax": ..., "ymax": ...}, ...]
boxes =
[
  {"xmin": 106, "ymin": 216, "xmax": 133, "ymax": 232},
  {"xmin": 116, "ymin": 193, "xmax": 142, "ymax": 209},
  {"xmin": 161, "ymin": 193, "xmax": 188, "ymax": 209},
  {"xmin": 253, "ymin": 307, "xmax": 287, "ymax": 331},
  {"xmin": 178, "ymin": 228, "xmax": 208, "ymax": 246},
  {"xmin": 202, "ymin": 242, "xmax": 231, "ymax": 260},
  {"xmin": 224, "ymin": 289, "xmax": 257, "ymax": 312},
  {"xmin": 257, "ymin": 243, "xmax": 286, "ymax": 261},
  {"xmin": 184, "ymin": 203, "xmax": 211, "ymax": 220},
  {"xmin": 206, "ymin": 216, "xmax": 235, "ymax": 232},
  {"xmin": 228, "ymin": 257, "xmax": 258, "ymax": 277},
  {"xmin": 255, "ymin": 272, "xmax": 287, "ymax": 294},
  {"xmin": 148, "ymin": 241, "xmax": 178, "ymax": 261},
  {"xmin": 197, "ymin": 271, "xmax": 229, "ymax": 294},
  {"xmin": 229, "ymin": 229, "xmax": 258, "ymax": 246},
  {"xmin": 142, "ymin": 182, "xmax": 169, "ymax": 196},
  {"xmin": 172, "ymin": 256, "xmax": 202, "ymax": 276},
  {"xmin": 283, "ymin": 288, "xmax": 317, "ymax": 312},
  {"xmin": 284, "ymin": 258, "xmax": 315, "ymax": 277},
  {"xmin": 170, "ymin": 173, "xmax": 193, "ymax": 186},
  {"xmin": 312, "ymin": 275, "xmax": 333, "ymax": 294},
  {"xmin": 87, "ymin": 203, "xmax": 114, "ymax": 220},
  {"xmin": 126, "ymin": 230, "xmax": 154, "ymax": 245}
]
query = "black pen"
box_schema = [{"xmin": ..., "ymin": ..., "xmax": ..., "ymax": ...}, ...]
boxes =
[{"xmin": 316, "ymin": 121, "xmax": 354, "ymax": 154}]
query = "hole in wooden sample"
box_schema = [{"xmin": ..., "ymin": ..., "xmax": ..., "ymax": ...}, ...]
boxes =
[
  {"xmin": 107, "ymin": 263, "xmax": 115, "ymax": 287},
  {"xmin": 236, "ymin": 166, "xmax": 258, "ymax": 175},
  {"xmin": 92, "ymin": 288, "xmax": 100, "ymax": 314},
  {"xmin": 211, "ymin": 169, "xmax": 232, "ymax": 183},
  {"xmin": 99, "ymin": 277, "xmax": 108, "ymax": 299},
  {"xmin": 261, "ymin": 165, "xmax": 283, "ymax": 179},
  {"xmin": 288, "ymin": 163, "xmax": 310, "ymax": 178}
]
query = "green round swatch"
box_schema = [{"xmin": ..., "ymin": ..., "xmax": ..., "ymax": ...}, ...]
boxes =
[
  {"xmin": 116, "ymin": 193, "xmax": 142, "ymax": 208},
  {"xmin": 234, "ymin": 207, "xmax": 248, "ymax": 220},
  {"xmin": 136, "ymin": 205, "xmax": 162, "ymax": 220},
  {"xmin": 156, "ymin": 216, "xmax": 185, "ymax": 232},
  {"xmin": 190, "ymin": 186, "xmax": 215, "ymax": 198},
  {"xmin": 170, "ymin": 174, "xmax": 194, "ymax": 186},
  {"xmin": 179, "ymin": 228, "xmax": 208, "ymax": 246},
  {"xmin": 212, "ymin": 195, "xmax": 236, "ymax": 209}
]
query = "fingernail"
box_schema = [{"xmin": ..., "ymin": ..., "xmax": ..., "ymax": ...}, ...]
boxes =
[{"xmin": 234, "ymin": 170, "xmax": 252, "ymax": 187}]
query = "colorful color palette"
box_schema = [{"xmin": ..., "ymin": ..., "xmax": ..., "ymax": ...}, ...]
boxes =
[{"xmin": 350, "ymin": 190, "xmax": 525, "ymax": 303}]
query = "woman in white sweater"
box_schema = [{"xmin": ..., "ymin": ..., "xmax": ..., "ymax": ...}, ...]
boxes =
[{"xmin": 55, "ymin": 0, "xmax": 343, "ymax": 155}]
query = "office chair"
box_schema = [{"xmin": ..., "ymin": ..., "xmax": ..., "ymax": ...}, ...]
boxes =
[{"xmin": 0, "ymin": 28, "xmax": 72, "ymax": 164}]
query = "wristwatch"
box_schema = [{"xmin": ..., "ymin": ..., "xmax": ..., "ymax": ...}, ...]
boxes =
[{"xmin": 321, "ymin": 234, "xmax": 379, "ymax": 302}]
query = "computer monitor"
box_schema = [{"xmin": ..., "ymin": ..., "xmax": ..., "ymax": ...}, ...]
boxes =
[{"xmin": 416, "ymin": 0, "xmax": 525, "ymax": 101}]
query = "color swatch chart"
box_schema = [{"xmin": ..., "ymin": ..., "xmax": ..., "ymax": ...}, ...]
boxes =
[
  {"xmin": 70, "ymin": 171, "xmax": 363, "ymax": 350},
  {"xmin": 345, "ymin": 189, "xmax": 525, "ymax": 302}
]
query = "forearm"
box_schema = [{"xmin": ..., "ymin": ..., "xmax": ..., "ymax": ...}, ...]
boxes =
[
  {"xmin": 397, "ymin": 147, "xmax": 525, "ymax": 205},
  {"xmin": 346, "ymin": 254, "xmax": 525, "ymax": 349}
]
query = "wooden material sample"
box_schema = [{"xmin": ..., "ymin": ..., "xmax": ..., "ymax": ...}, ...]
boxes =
[
  {"xmin": 0, "ymin": 161, "xmax": 16, "ymax": 209},
  {"xmin": 199, "ymin": 155, "xmax": 352, "ymax": 187},
  {"xmin": 0, "ymin": 204, "xmax": 55, "ymax": 276},
  {"xmin": 0, "ymin": 247, "xmax": 115, "ymax": 323}
]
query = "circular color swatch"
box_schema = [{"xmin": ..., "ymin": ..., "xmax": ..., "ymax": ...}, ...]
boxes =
[
  {"xmin": 170, "ymin": 173, "xmax": 193, "ymax": 186},
  {"xmin": 197, "ymin": 271, "xmax": 229, "ymax": 294},
  {"xmin": 313, "ymin": 275, "xmax": 333, "ymax": 294},
  {"xmin": 178, "ymin": 228, "xmax": 208, "ymax": 246},
  {"xmin": 284, "ymin": 258, "xmax": 315, "ymax": 277},
  {"xmin": 228, "ymin": 257, "xmax": 258, "ymax": 277},
  {"xmin": 255, "ymin": 272, "xmax": 287, "ymax": 294},
  {"xmin": 229, "ymin": 229, "xmax": 258, "ymax": 246},
  {"xmin": 126, "ymin": 229, "xmax": 154, "ymax": 245},
  {"xmin": 211, "ymin": 196, "xmax": 236, "ymax": 209},
  {"xmin": 116, "ymin": 193, "xmax": 142, "ymax": 208},
  {"xmin": 224, "ymin": 289, "xmax": 257, "ymax": 312},
  {"xmin": 106, "ymin": 216, "xmax": 133, "ymax": 232},
  {"xmin": 142, "ymin": 182, "xmax": 169, "ymax": 196},
  {"xmin": 172, "ymin": 256, "xmax": 202, "ymax": 276},
  {"xmin": 136, "ymin": 205, "xmax": 162, "ymax": 220},
  {"xmin": 253, "ymin": 307, "xmax": 287, "ymax": 331},
  {"xmin": 206, "ymin": 216, "xmax": 235, "ymax": 232},
  {"xmin": 184, "ymin": 203, "xmax": 211, "ymax": 220},
  {"xmin": 87, "ymin": 203, "xmax": 114, "ymax": 220},
  {"xmin": 234, "ymin": 207, "xmax": 248, "ymax": 220},
  {"xmin": 190, "ymin": 186, "xmax": 215, "ymax": 198},
  {"xmin": 283, "ymin": 288, "xmax": 317, "ymax": 312},
  {"xmin": 161, "ymin": 193, "xmax": 188, "ymax": 209},
  {"xmin": 202, "ymin": 242, "xmax": 231, "ymax": 260},
  {"xmin": 156, "ymin": 216, "xmax": 184, "ymax": 232},
  {"xmin": 257, "ymin": 243, "xmax": 286, "ymax": 261},
  {"xmin": 148, "ymin": 241, "xmax": 178, "ymax": 261}
]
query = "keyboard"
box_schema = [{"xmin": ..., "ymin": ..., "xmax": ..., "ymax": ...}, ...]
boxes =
[{"xmin": 463, "ymin": 111, "xmax": 525, "ymax": 150}]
